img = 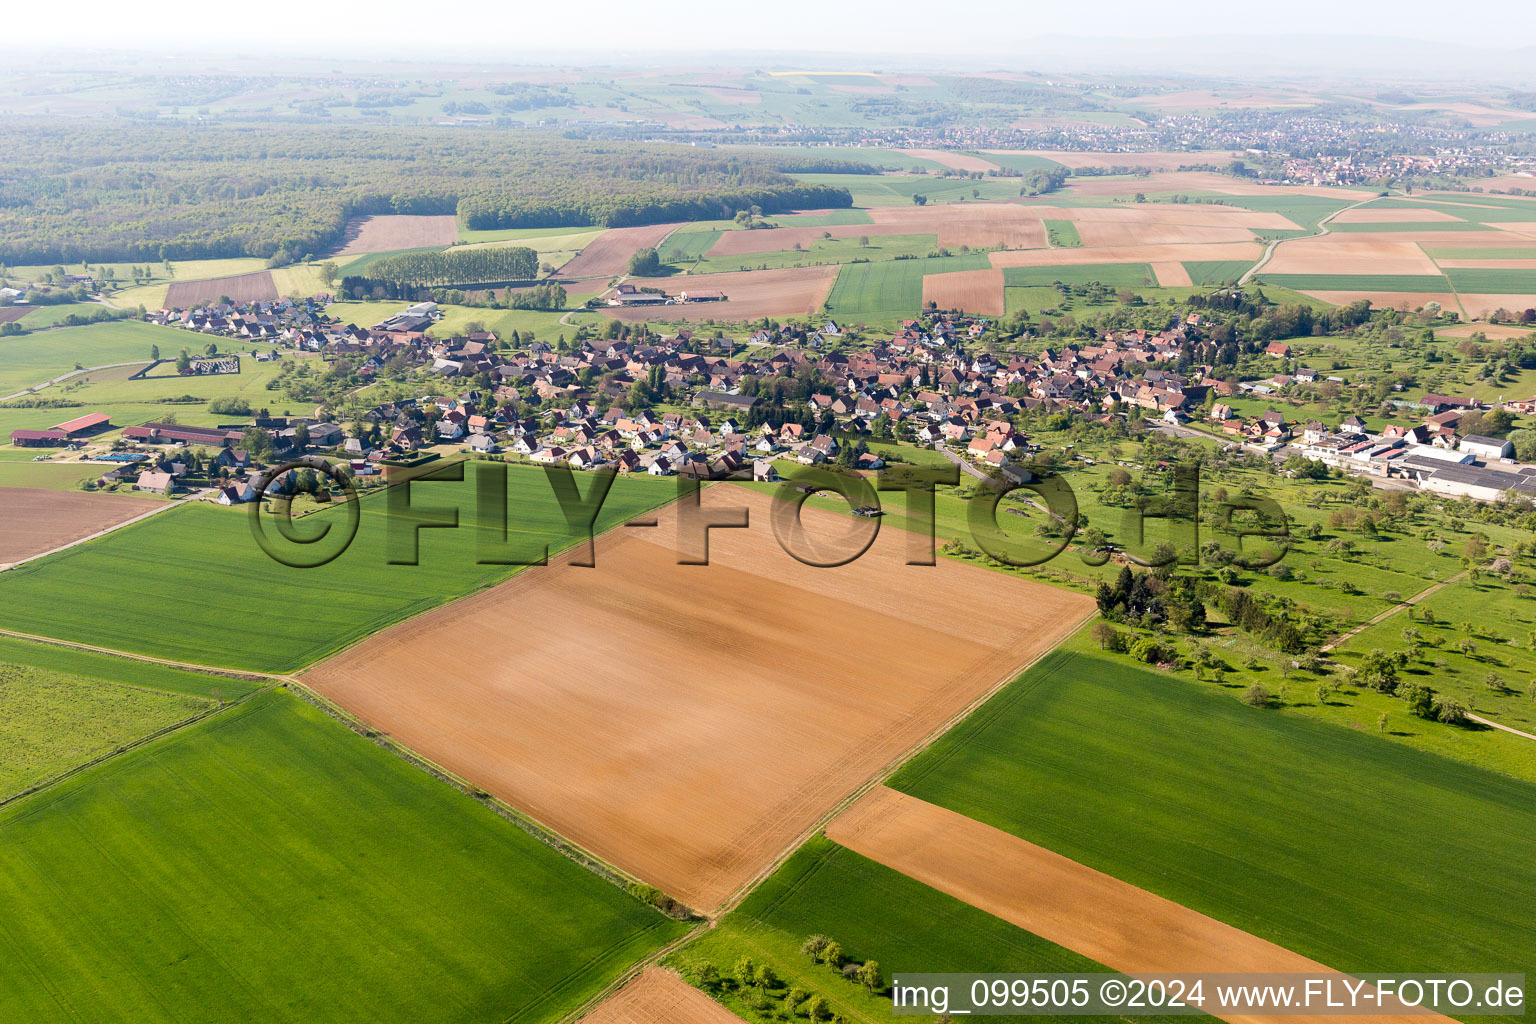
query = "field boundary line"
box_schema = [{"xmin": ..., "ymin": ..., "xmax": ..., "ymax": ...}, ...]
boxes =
[
  {"xmin": 706, "ymin": 603, "xmax": 1102, "ymax": 921},
  {"xmin": 1240, "ymin": 193, "xmax": 1381, "ymax": 287},
  {"xmin": 0, "ymin": 358, "xmax": 152, "ymax": 402},
  {"xmin": 546, "ymin": 926, "xmax": 711, "ymax": 1024},
  {"xmin": 0, "ymin": 628, "xmax": 286, "ymax": 682}
]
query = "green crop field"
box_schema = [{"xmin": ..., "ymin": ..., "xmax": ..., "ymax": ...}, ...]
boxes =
[
  {"xmin": 671, "ymin": 837, "xmax": 1177, "ymax": 1024},
  {"xmin": 1209, "ymin": 194, "xmax": 1361, "ymax": 233},
  {"xmin": 15, "ymin": 303, "xmax": 120, "ymax": 328},
  {"xmin": 1002, "ymin": 263, "xmax": 1155, "ymax": 287},
  {"xmin": 1256, "ymin": 273, "xmax": 1451, "ymax": 292},
  {"xmin": 1043, "ymin": 219, "xmax": 1082, "ymax": 247},
  {"xmin": 1443, "ymin": 267, "xmax": 1536, "ymax": 293},
  {"xmin": 791, "ymin": 172, "xmax": 1025, "ymax": 207},
  {"xmin": 0, "ymin": 462, "xmax": 678, "ymax": 672},
  {"xmin": 890, "ymin": 648, "xmax": 1536, "ymax": 974},
  {"xmin": 979, "ymin": 151, "xmax": 1069, "ymax": 173},
  {"xmin": 0, "ymin": 659, "xmax": 210, "ymax": 798},
  {"xmin": 0, "ymin": 690, "xmax": 686, "ymax": 1024},
  {"xmin": 1183, "ymin": 260, "xmax": 1253, "ymax": 285},
  {"xmin": 661, "ymin": 228, "xmax": 723, "ymax": 263},
  {"xmin": 824, "ymin": 254, "xmax": 990, "ymax": 318}
]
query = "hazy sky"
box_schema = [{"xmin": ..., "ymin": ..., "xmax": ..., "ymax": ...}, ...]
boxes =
[{"xmin": 12, "ymin": 0, "xmax": 1536, "ymax": 57}]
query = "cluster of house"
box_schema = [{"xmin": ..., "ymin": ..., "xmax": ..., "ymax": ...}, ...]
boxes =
[
  {"xmin": 146, "ymin": 296, "xmax": 334, "ymax": 341},
  {"xmin": 607, "ymin": 284, "xmax": 725, "ymax": 307}
]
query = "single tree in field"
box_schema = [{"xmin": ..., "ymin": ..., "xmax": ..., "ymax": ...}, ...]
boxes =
[
  {"xmin": 752, "ymin": 964, "xmax": 777, "ymax": 992},
  {"xmin": 1378, "ymin": 712, "xmax": 1389, "ymax": 736},
  {"xmin": 857, "ymin": 961, "xmax": 884, "ymax": 994},
  {"xmin": 1091, "ymin": 621, "xmax": 1117, "ymax": 650},
  {"xmin": 801, "ymin": 934, "xmax": 830, "ymax": 962},
  {"xmin": 732, "ymin": 956, "xmax": 755, "ymax": 988}
]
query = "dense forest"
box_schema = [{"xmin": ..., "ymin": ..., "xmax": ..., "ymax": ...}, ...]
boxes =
[{"xmin": 0, "ymin": 121, "xmax": 852, "ymax": 264}]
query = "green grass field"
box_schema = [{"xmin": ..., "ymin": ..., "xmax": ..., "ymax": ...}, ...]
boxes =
[
  {"xmin": 0, "ymin": 462, "xmax": 677, "ymax": 672},
  {"xmin": 1256, "ymin": 274, "xmax": 1452, "ymax": 292},
  {"xmin": 0, "ymin": 660, "xmax": 210, "ymax": 799},
  {"xmin": 889, "ymin": 647, "xmax": 1536, "ymax": 975},
  {"xmin": 775, "ymin": 209, "xmax": 874, "ymax": 227},
  {"xmin": 792, "ymin": 173, "xmax": 1025, "ymax": 207},
  {"xmin": 670, "ymin": 837, "xmax": 1176, "ymax": 1024},
  {"xmin": 0, "ymin": 321, "xmax": 176, "ymax": 396},
  {"xmin": 1002, "ymin": 263, "xmax": 1154, "ymax": 287},
  {"xmin": 824, "ymin": 254, "xmax": 990, "ymax": 319},
  {"xmin": 980, "ymin": 151, "xmax": 1069, "ymax": 173},
  {"xmin": 0, "ymin": 689, "xmax": 686, "ymax": 1024},
  {"xmin": 0, "ymin": 635, "xmax": 261, "ymax": 700},
  {"xmin": 661, "ymin": 228, "xmax": 724, "ymax": 263}
]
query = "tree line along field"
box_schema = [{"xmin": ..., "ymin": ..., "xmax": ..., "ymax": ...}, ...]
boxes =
[
  {"xmin": 0, "ymin": 463, "xmax": 678, "ymax": 673},
  {"xmin": 0, "ymin": 689, "xmax": 687, "ymax": 1024},
  {"xmin": 885, "ymin": 644, "xmax": 1536, "ymax": 976}
]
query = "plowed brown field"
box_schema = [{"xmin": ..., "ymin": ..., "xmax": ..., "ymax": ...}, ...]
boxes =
[
  {"xmin": 560, "ymin": 223, "xmax": 686, "ymax": 279},
  {"xmin": 604, "ymin": 266, "xmax": 838, "ymax": 322},
  {"xmin": 579, "ymin": 968, "xmax": 743, "ymax": 1024},
  {"xmin": 333, "ymin": 215, "xmax": 458, "ymax": 255},
  {"xmin": 0, "ymin": 488, "xmax": 162, "ymax": 566},
  {"xmin": 164, "ymin": 272, "xmax": 277, "ymax": 307},
  {"xmin": 302, "ymin": 485, "xmax": 1095, "ymax": 914},
  {"xmin": 922, "ymin": 269, "xmax": 1005, "ymax": 314}
]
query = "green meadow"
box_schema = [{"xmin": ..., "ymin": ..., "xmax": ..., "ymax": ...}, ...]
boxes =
[
  {"xmin": 0, "ymin": 690, "xmax": 686, "ymax": 1024},
  {"xmin": 0, "ymin": 659, "xmax": 210, "ymax": 798},
  {"xmin": 0, "ymin": 321, "xmax": 178, "ymax": 395},
  {"xmin": 1443, "ymin": 267, "xmax": 1536, "ymax": 293},
  {"xmin": 692, "ymin": 233, "xmax": 942, "ymax": 274},
  {"xmin": 0, "ymin": 462, "xmax": 678, "ymax": 672},
  {"xmin": 890, "ymin": 648, "xmax": 1536, "ymax": 975},
  {"xmin": 1183, "ymin": 259, "xmax": 1253, "ymax": 285}
]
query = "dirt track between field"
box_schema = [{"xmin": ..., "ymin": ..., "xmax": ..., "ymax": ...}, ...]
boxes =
[
  {"xmin": 302, "ymin": 484, "xmax": 1095, "ymax": 914},
  {"xmin": 827, "ymin": 787, "xmax": 1454, "ymax": 1024},
  {"xmin": 578, "ymin": 968, "xmax": 743, "ymax": 1024}
]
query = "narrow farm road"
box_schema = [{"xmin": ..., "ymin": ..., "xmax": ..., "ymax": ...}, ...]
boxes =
[
  {"xmin": 1319, "ymin": 570, "xmax": 1468, "ymax": 653},
  {"xmin": 1238, "ymin": 193, "xmax": 1381, "ymax": 287},
  {"xmin": 0, "ymin": 627, "xmax": 290, "ymax": 683},
  {"xmin": 1468, "ymin": 714, "xmax": 1536, "ymax": 742}
]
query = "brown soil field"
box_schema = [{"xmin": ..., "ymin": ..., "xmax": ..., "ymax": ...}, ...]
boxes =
[
  {"xmin": 1262, "ymin": 236, "xmax": 1441, "ymax": 276},
  {"xmin": 0, "ymin": 307, "xmax": 30, "ymax": 324},
  {"xmin": 900, "ymin": 148, "xmax": 1000, "ymax": 173},
  {"xmin": 705, "ymin": 223, "xmax": 912, "ymax": 257},
  {"xmin": 302, "ymin": 485, "xmax": 1096, "ymax": 914},
  {"xmin": 922, "ymin": 269, "xmax": 1005, "ymax": 314},
  {"xmin": 865, "ymin": 205, "xmax": 1048, "ymax": 249},
  {"xmin": 828, "ymin": 787, "xmax": 1452, "ymax": 1024},
  {"xmin": 1482, "ymin": 174, "xmax": 1536, "ymax": 193},
  {"xmin": 579, "ymin": 968, "xmax": 743, "ymax": 1024},
  {"xmin": 1151, "ymin": 261, "xmax": 1194, "ymax": 286},
  {"xmin": 1301, "ymin": 291, "xmax": 1463, "ymax": 314},
  {"xmin": 1459, "ymin": 294, "xmax": 1536, "ymax": 318},
  {"xmin": 558, "ymin": 223, "xmax": 685, "ymax": 279},
  {"xmin": 1057, "ymin": 173, "xmax": 1371, "ymax": 201},
  {"xmin": 1074, "ymin": 221, "xmax": 1258, "ymax": 247},
  {"xmin": 164, "ymin": 271, "xmax": 278, "ymax": 308},
  {"xmin": 0, "ymin": 488, "xmax": 162, "ymax": 566},
  {"xmin": 1492, "ymin": 223, "xmax": 1536, "ymax": 239},
  {"xmin": 1332, "ymin": 208, "xmax": 1465, "ymax": 223},
  {"xmin": 990, "ymin": 241, "xmax": 1262, "ymax": 269},
  {"xmin": 604, "ymin": 266, "xmax": 838, "ymax": 322},
  {"xmin": 333, "ymin": 215, "xmax": 458, "ymax": 256}
]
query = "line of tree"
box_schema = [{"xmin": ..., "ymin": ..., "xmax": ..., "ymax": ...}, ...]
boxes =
[{"xmin": 360, "ymin": 246, "xmax": 538, "ymax": 288}]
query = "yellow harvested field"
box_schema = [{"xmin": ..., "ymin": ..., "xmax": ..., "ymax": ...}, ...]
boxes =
[
  {"xmin": 900, "ymin": 148, "xmax": 1000, "ymax": 172},
  {"xmin": 990, "ymin": 241, "xmax": 1262, "ymax": 269},
  {"xmin": 828, "ymin": 788, "xmax": 1454, "ymax": 1024},
  {"xmin": 1151, "ymin": 261, "xmax": 1194, "ymax": 286},
  {"xmin": 578, "ymin": 968, "xmax": 744, "ymax": 1024},
  {"xmin": 922, "ymin": 269, "xmax": 1005, "ymax": 314},
  {"xmin": 302, "ymin": 486, "xmax": 1095, "ymax": 914},
  {"xmin": 1263, "ymin": 236, "xmax": 1441, "ymax": 275},
  {"xmin": 1331, "ymin": 208, "xmax": 1465, "ymax": 223}
]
